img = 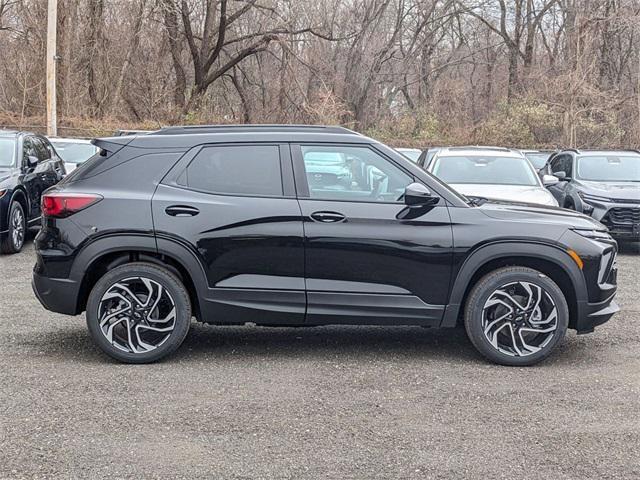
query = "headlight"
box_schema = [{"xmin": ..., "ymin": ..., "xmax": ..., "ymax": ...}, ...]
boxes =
[
  {"xmin": 578, "ymin": 191, "xmax": 611, "ymax": 204},
  {"xmin": 571, "ymin": 227, "xmax": 612, "ymax": 241}
]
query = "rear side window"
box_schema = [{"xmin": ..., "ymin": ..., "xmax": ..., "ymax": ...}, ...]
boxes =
[{"xmin": 184, "ymin": 145, "xmax": 283, "ymax": 196}]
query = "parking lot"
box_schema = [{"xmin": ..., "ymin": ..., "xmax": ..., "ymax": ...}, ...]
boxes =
[{"xmin": 0, "ymin": 237, "xmax": 638, "ymax": 479}]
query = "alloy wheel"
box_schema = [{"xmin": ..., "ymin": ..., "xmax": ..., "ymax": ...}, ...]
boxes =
[
  {"xmin": 11, "ymin": 205, "xmax": 25, "ymax": 250},
  {"xmin": 97, "ymin": 277, "xmax": 176, "ymax": 354},
  {"xmin": 482, "ymin": 281, "xmax": 558, "ymax": 357}
]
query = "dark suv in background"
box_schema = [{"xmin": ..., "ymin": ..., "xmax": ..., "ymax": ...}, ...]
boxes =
[
  {"xmin": 546, "ymin": 149, "xmax": 640, "ymax": 240},
  {"xmin": 0, "ymin": 130, "xmax": 66, "ymax": 253},
  {"xmin": 33, "ymin": 125, "xmax": 619, "ymax": 365}
]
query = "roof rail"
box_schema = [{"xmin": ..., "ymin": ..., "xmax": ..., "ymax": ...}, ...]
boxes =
[
  {"xmin": 560, "ymin": 148, "xmax": 581, "ymax": 154},
  {"xmin": 151, "ymin": 124, "xmax": 360, "ymax": 136},
  {"xmin": 447, "ymin": 146, "xmax": 512, "ymax": 152}
]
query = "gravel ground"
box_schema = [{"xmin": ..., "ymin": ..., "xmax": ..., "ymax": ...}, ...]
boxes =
[{"xmin": 1, "ymin": 236, "xmax": 639, "ymax": 479}]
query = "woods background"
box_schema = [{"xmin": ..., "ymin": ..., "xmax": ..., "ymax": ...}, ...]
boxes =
[{"xmin": 1, "ymin": 0, "xmax": 639, "ymax": 147}]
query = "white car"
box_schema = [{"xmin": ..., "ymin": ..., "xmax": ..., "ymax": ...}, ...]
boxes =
[
  {"xmin": 48, "ymin": 137, "xmax": 99, "ymax": 173},
  {"xmin": 427, "ymin": 147, "xmax": 559, "ymax": 207},
  {"xmin": 395, "ymin": 148, "xmax": 422, "ymax": 163}
]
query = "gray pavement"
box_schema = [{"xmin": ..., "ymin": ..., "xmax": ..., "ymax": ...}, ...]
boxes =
[{"xmin": 1, "ymin": 237, "xmax": 639, "ymax": 479}]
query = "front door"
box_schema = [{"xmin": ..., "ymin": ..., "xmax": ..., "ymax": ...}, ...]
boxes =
[
  {"xmin": 153, "ymin": 143, "xmax": 305, "ymax": 325},
  {"xmin": 292, "ymin": 144, "xmax": 454, "ymax": 326}
]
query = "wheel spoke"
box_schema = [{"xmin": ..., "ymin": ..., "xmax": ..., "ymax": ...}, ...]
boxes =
[
  {"xmin": 98, "ymin": 276, "xmax": 176, "ymax": 354},
  {"xmin": 482, "ymin": 281, "xmax": 558, "ymax": 357}
]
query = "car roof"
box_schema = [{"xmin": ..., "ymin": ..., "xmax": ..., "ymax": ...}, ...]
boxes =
[
  {"xmin": 94, "ymin": 124, "xmax": 371, "ymax": 150},
  {"xmin": 0, "ymin": 129, "xmax": 21, "ymax": 137},
  {"xmin": 49, "ymin": 137, "xmax": 93, "ymax": 144},
  {"xmin": 396, "ymin": 147, "xmax": 421, "ymax": 152},
  {"xmin": 575, "ymin": 150, "xmax": 640, "ymax": 156},
  {"xmin": 435, "ymin": 146, "xmax": 525, "ymax": 158}
]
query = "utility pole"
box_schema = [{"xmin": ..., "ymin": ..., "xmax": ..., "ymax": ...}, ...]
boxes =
[{"xmin": 46, "ymin": 0, "xmax": 57, "ymax": 137}]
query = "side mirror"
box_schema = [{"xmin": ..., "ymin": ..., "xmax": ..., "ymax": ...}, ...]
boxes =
[
  {"xmin": 403, "ymin": 182, "xmax": 439, "ymax": 208},
  {"xmin": 542, "ymin": 174, "xmax": 560, "ymax": 186},
  {"xmin": 26, "ymin": 155, "xmax": 38, "ymax": 168},
  {"xmin": 554, "ymin": 171, "xmax": 569, "ymax": 181}
]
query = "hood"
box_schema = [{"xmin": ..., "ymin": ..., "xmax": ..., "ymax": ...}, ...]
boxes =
[
  {"xmin": 578, "ymin": 180, "xmax": 640, "ymax": 200},
  {"xmin": 450, "ymin": 183, "xmax": 558, "ymax": 207},
  {"xmin": 478, "ymin": 201, "xmax": 605, "ymax": 231}
]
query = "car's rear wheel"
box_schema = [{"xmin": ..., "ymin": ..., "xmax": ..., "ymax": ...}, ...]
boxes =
[
  {"xmin": 86, "ymin": 263, "xmax": 191, "ymax": 363},
  {"xmin": 1, "ymin": 201, "xmax": 26, "ymax": 254},
  {"xmin": 464, "ymin": 266, "xmax": 568, "ymax": 366}
]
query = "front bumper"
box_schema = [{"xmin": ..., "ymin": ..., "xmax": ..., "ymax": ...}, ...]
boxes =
[
  {"xmin": 576, "ymin": 295, "xmax": 620, "ymax": 334},
  {"xmin": 581, "ymin": 200, "xmax": 640, "ymax": 240},
  {"xmin": 32, "ymin": 271, "xmax": 81, "ymax": 315}
]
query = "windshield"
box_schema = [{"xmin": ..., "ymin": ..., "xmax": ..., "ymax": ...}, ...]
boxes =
[
  {"xmin": 577, "ymin": 155, "xmax": 640, "ymax": 182},
  {"xmin": 524, "ymin": 152, "xmax": 552, "ymax": 169},
  {"xmin": 431, "ymin": 155, "xmax": 540, "ymax": 186},
  {"xmin": 51, "ymin": 141, "xmax": 98, "ymax": 164},
  {"xmin": 0, "ymin": 137, "xmax": 16, "ymax": 167}
]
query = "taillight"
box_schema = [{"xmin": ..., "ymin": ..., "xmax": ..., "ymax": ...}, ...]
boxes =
[{"xmin": 42, "ymin": 193, "xmax": 103, "ymax": 218}]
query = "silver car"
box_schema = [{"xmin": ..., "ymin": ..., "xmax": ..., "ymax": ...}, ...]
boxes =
[
  {"xmin": 427, "ymin": 147, "xmax": 559, "ymax": 207},
  {"xmin": 48, "ymin": 137, "xmax": 99, "ymax": 173}
]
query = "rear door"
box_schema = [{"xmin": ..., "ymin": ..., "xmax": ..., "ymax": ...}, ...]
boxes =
[
  {"xmin": 292, "ymin": 143, "xmax": 454, "ymax": 326},
  {"xmin": 152, "ymin": 143, "xmax": 305, "ymax": 325}
]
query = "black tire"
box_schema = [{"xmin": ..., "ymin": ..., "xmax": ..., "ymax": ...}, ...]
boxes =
[
  {"xmin": 86, "ymin": 262, "xmax": 191, "ymax": 363},
  {"xmin": 1, "ymin": 201, "xmax": 26, "ymax": 254},
  {"xmin": 464, "ymin": 266, "xmax": 568, "ymax": 366}
]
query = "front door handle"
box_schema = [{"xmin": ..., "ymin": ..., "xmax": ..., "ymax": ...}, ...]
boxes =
[
  {"xmin": 310, "ymin": 211, "xmax": 346, "ymax": 223},
  {"xmin": 165, "ymin": 205, "xmax": 200, "ymax": 217}
]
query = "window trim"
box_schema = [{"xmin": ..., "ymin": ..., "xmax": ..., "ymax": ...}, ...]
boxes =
[
  {"xmin": 161, "ymin": 142, "xmax": 295, "ymax": 200},
  {"xmin": 291, "ymin": 142, "xmax": 420, "ymax": 204}
]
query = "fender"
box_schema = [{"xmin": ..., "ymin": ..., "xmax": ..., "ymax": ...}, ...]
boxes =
[
  {"xmin": 440, "ymin": 240, "xmax": 588, "ymax": 327},
  {"xmin": 1, "ymin": 188, "xmax": 29, "ymax": 232},
  {"xmin": 69, "ymin": 232, "xmax": 210, "ymax": 315}
]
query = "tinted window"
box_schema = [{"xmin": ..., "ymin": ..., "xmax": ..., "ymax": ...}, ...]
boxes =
[
  {"xmin": 185, "ymin": 145, "xmax": 283, "ymax": 196},
  {"xmin": 301, "ymin": 145, "xmax": 413, "ymax": 202},
  {"xmin": 550, "ymin": 155, "xmax": 570, "ymax": 176},
  {"xmin": 33, "ymin": 137, "xmax": 51, "ymax": 161},
  {"xmin": 431, "ymin": 155, "xmax": 539, "ymax": 186}
]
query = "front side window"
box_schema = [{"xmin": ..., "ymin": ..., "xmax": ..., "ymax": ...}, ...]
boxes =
[
  {"xmin": 431, "ymin": 155, "xmax": 540, "ymax": 186},
  {"xmin": 301, "ymin": 145, "xmax": 413, "ymax": 202},
  {"xmin": 184, "ymin": 145, "xmax": 283, "ymax": 196},
  {"xmin": 576, "ymin": 155, "xmax": 640, "ymax": 182}
]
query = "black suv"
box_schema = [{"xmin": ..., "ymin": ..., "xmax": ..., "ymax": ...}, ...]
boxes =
[
  {"xmin": 546, "ymin": 149, "xmax": 640, "ymax": 240},
  {"xmin": 33, "ymin": 125, "xmax": 619, "ymax": 365},
  {"xmin": 1, "ymin": 130, "xmax": 66, "ymax": 253}
]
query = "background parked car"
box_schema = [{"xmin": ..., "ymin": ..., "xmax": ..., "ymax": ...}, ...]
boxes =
[
  {"xmin": 426, "ymin": 146, "xmax": 559, "ymax": 207},
  {"xmin": 546, "ymin": 149, "xmax": 640, "ymax": 240},
  {"xmin": 0, "ymin": 130, "xmax": 65, "ymax": 253},
  {"xmin": 395, "ymin": 148, "xmax": 422, "ymax": 163},
  {"xmin": 48, "ymin": 137, "xmax": 99, "ymax": 173},
  {"xmin": 520, "ymin": 149, "xmax": 556, "ymax": 173}
]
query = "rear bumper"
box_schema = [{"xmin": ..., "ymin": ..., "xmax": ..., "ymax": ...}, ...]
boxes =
[
  {"xmin": 575, "ymin": 294, "xmax": 619, "ymax": 334},
  {"xmin": 32, "ymin": 271, "xmax": 81, "ymax": 315}
]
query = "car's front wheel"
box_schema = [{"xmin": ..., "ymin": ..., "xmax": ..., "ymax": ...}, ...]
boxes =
[
  {"xmin": 464, "ymin": 266, "xmax": 568, "ymax": 366},
  {"xmin": 1, "ymin": 201, "xmax": 26, "ymax": 254},
  {"xmin": 86, "ymin": 263, "xmax": 192, "ymax": 363}
]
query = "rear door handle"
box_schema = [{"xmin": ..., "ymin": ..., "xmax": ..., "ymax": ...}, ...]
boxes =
[
  {"xmin": 165, "ymin": 205, "xmax": 200, "ymax": 217},
  {"xmin": 310, "ymin": 211, "xmax": 346, "ymax": 223}
]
